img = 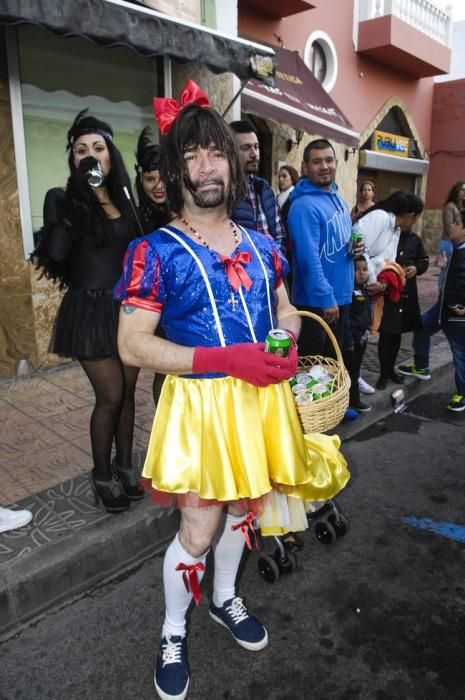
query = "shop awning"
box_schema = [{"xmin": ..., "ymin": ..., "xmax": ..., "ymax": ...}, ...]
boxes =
[
  {"xmin": 0, "ymin": 0, "xmax": 275, "ymax": 82},
  {"xmin": 242, "ymin": 46, "xmax": 359, "ymax": 146}
]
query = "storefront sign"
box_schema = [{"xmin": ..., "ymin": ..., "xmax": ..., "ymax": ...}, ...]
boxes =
[
  {"xmin": 140, "ymin": 0, "xmax": 201, "ymax": 24},
  {"xmin": 373, "ymin": 130, "xmax": 409, "ymax": 158}
]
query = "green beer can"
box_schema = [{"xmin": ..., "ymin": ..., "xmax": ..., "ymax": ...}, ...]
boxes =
[{"xmin": 265, "ymin": 329, "xmax": 291, "ymax": 357}]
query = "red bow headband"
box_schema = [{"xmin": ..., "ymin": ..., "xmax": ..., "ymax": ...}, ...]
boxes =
[{"xmin": 153, "ymin": 80, "xmax": 210, "ymax": 136}]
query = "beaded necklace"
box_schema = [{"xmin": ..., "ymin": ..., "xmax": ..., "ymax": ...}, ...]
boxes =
[
  {"xmin": 180, "ymin": 217, "xmax": 240, "ymax": 248},
  {"xmin": 180, "ymin": 217, "xmax": 242, "ymax": 311}
]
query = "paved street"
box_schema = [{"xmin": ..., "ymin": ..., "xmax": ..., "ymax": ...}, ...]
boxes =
[{"xmin": 1, "ymin": 369, "xmax": 464, "ymax": 700}]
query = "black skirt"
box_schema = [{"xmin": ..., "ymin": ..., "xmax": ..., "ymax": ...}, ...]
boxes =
[{"xmin": 51, "ymin": 288, "xmax": 120, "ymax": 360}]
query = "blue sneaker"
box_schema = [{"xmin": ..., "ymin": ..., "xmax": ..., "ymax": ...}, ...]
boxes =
[
  {"xmin": 209, "ymin": 596, "xmax": 268, "ymax": 651},
  {"xmin": 154, "ymin": 635, "xmax": 189, "ymax": 700},
  {"xmin": 343, "ymin": 407, "xmax": 359, "ymax": 422}
]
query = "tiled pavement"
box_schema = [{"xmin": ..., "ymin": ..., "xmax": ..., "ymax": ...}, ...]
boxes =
[
  {"xmin": 0, "ymin": 262, "xmax": 453, "ymax": 639},
  {"xmin": 0, "ymin": 366, "xmax": 155, "ymax": 559}
]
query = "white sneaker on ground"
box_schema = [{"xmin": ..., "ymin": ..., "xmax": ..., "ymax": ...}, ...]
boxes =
[
  {"xmin": 0, "ymin": 507, "xmax": 33, "ymax": 534},
  {"xmin": 358, "ymin": 377, "xmax": 375, "ymax": 394}
]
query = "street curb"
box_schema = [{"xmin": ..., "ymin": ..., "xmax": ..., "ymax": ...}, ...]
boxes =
[
  {"xmin": 0, "ymin": 342, "xmax": 453, "ymax": 643},
  {"xmin": 335, "ymin": 340, "xmax": 453, "ymax": 441},
  {"xmin": 0, "ymin": 499, "xmax": 179, "ymax": 643}
]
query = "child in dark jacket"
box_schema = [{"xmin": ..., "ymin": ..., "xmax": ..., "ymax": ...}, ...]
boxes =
[
  {"xmin": 399, "ymin": 219, "xmax": 465, "ymax": 411},
  {"xmin": 345, "ymin": 257, "xmax": 372, "ymax": 412}
]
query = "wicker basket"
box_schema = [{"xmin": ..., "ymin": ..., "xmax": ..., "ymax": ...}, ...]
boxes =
[{"xmin": 280, "ymin": 310, "xmax": 351, "ymax": 433}]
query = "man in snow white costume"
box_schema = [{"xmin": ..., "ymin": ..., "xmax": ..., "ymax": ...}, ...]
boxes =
[{"xmin": 116, "ymin": 81, "xmax": 350, "ymax": 700}]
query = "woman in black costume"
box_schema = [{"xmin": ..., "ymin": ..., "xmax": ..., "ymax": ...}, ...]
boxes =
[
  {"xmin": 134, "ymin": 126, "xmax": 172, "ymax": 405},
  {"xmin": 134, "ymin": 125, "xmax": 171, "ymax": 234},
  {"xmin": 34, "ymin": 111, "xmax": 143, "ymax": 512}
]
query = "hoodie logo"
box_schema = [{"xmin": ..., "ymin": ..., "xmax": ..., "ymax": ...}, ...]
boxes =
[{"xmin": 321, "ymin": 209, "xmax": 350, "ymax": 264}]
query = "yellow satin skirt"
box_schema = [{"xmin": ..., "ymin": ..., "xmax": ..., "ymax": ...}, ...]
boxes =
[{"xmin": 141, "ymin": 375, "xmax": 349, "ymax": 534}]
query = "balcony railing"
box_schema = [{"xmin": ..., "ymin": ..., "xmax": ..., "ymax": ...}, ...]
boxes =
[{"xmin": 357, "ymin": 0, "xmax": 452, "ymax": 46}]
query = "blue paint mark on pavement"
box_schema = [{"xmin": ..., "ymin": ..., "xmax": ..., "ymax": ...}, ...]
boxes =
[{"xmin": 399, "ymin": 515, "xmax": 465, "ymax": 543}]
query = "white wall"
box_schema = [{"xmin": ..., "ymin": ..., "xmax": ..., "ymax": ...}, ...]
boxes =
[{"xmin": 435, "ymin": 20, "xmax": 465, "ymax": 81}]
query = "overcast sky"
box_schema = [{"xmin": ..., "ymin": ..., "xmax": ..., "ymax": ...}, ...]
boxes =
[{"xmin": 434, "ymin": 0, "xmax": 465, "ymax": 22}]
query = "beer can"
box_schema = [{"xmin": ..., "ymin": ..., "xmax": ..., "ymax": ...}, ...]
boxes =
[
  {"xmin": 296, "ymin": 372, "xmax": 312, "ymax": 385},
  {"xmin": 306, "ymin": 378, "xmax": 319, "ymax": 390},
  {"xmin": 348, "ymin": 230, "xmax": 364, "ymax": 256},
  {"xmin": 292, "ymin": 383, "xmax": 308, "ymax": 395},
  {"xmin": 391, "ymin": 388, "xmax": 407, "ymax": 414},
  {"xmin": 309, "ymin": 365, "xmax": 333, "ymax": 383},
  {"xmin": 265, "ymin": 329, "xmax": 291, "ymax": 357},
  {"xmin": 87, "ymin": 162, "xmax": 104, "ymax": 188},
  {"xmin": 295, "ymin": 393, "xmax": 313, "ymax": 405},
  {"xmin": 312, "ymin": 383, "xmax": 327, "ymax": 395}
]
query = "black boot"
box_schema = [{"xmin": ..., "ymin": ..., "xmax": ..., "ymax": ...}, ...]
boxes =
[
  {"xmin": 388, "ymin": 370, "xmax": 404, "ymax": 384},
  {"xmin": 89, "ymin": 471, "xmax": 131, "ymax": 513},
  {"xmin": 375, "ymin": 376, "xmax": 388, "ymax": 390},
  {"xmin": 113, "ymin": 459, "xmax": 144, "ymax": 500}
]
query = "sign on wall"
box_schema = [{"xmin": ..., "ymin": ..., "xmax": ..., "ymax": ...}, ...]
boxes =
[
  {"xmin": 373, "ymin": 130, "xmax": 410, "ymax": 158},
  {"xmin": 139, "ymin": 0, "xmax": 202, "ymax": 24}
]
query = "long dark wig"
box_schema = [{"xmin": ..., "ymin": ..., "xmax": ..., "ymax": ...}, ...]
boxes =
[
  {"xmin": 356, "ymin": 190, "xmax": 421, "ymax": 221},
  {"xmin": 444, "ymin": 181, "xmax": 465, "ymax": 208},
  {"xmin": 31, "ymin": 110, "xmax": 138, "ymax": 286},
  {"xmin": 159, "ymin": 104, "xmax": 246, "ymax": 216},
  {"xmin": 64, "ymin": 110, "xmax": 138, "ymax": 245},
  {"xmin": 134, "ymin": 126, "xmax": 171, "ymax": 232}
]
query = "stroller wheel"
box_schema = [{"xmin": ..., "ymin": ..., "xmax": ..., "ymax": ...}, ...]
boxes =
[
  {"xmin": 329, "ymin": 512, "xmax": 350, "ymax": 538},
  {"xmin": 314, "ymin": 519, "xmax": 337, "ymax": 545},
  {"xmin": 273, "ymin": 548, "xmax": 297, "ymax": 575},
  {"xmin": 285, "ymin": 551, "xmax": 297, "ymax": 571},
  {"xmin": 258, "ymin": 554, "xmax": 280, "ymax": 583}
]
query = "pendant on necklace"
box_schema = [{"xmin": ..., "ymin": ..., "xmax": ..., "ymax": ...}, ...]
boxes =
[{"xmin": 228, "ymin": 291, "xmax": 239, "ymax": 312}]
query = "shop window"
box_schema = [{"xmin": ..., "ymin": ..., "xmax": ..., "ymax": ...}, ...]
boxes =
[
  {"xmin": 304, "ymin": 30, "xmax": 338, "ymax": 93},
  {"xmin": 14, "ymin": 25, "xmax": 164, "ymax": 236}
]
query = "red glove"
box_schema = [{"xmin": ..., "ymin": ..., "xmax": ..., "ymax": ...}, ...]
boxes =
[
  {"xmin": 287, "ymin": 343, "xmax": 299, "ymax": 375},
  {"xmin": 193, "ymin": 342, "xmax": 297, "ymax": 387}
]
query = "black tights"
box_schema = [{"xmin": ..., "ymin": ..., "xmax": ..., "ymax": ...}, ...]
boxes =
[
  {"xmin": 80, "ymin": 358, "xmax": 139, "ymax": 480},
  {"xmin": 377, "ymin": 332, "xmax": 402, "ymax": 380}
]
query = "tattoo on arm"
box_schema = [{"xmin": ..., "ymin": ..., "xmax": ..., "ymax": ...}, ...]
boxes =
[{"xmin": 122, "ymin": 305, "xmax": 137, "ymax": 315}]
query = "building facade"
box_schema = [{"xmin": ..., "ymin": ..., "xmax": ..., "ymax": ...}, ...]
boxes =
[
  {"xmin": 0, "ymin": 0, "xmax": 272, "ymax": 377},
  {"xmin": 237, "ymin": 0, "xmax": 451, "ymax": 229},
  {"xmin": 0, "ymin": 0, "xmax": 454, "ymax": 377}
]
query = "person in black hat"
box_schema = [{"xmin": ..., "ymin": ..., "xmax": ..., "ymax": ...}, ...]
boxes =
[
  {"xmin": 134, "ymin": 126, "xmax": 172, "ymax": 405},
  {"xmin": 32, "ymin": 109, "xmax": 143, "ymax": 512},
  {"xmin": 134, "ymin": 125, "xmax": 172, "ymax": 234}
]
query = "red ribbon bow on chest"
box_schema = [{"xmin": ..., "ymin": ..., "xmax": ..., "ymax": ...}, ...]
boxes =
[
  {"xmin": 220, "ymin": 252, "xmax": 253, "ymax": 292},
  {"xmin": 154, "ymin": 80, "xmax": 210, "ymax": 135}
]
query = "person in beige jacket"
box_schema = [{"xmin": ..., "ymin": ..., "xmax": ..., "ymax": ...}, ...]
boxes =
[{"xmin": 441, "ymin": 181, "xmax": 465, "ymax": 265}]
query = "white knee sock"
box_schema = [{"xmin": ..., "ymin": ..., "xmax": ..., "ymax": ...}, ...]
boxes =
[
  {"xmin": 162, "ymin": 533, "xmax": 207, "ymax": 638},
  {"xmin": 212, "ymin": 513, "xmax": 246, "ymax": 608}
]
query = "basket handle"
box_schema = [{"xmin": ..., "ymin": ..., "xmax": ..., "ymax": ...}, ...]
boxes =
[{"xmin": 278, "ymin": 310, "xmax": 344, "ymax": 365}]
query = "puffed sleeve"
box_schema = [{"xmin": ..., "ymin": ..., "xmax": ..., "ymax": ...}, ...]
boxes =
[{"xmin": 114, "ymin": 238, "xmax": 166, "ymax": 313}]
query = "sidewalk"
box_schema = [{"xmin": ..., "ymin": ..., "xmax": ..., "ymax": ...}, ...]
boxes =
[{"xmin": 0, "ymin": 264, "xmax": 452, "ymax": 640}]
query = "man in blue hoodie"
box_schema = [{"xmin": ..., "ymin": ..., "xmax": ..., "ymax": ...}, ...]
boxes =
[{"xmin": 288, "ymin": 138, "xmax": 355, "ymax": 357}]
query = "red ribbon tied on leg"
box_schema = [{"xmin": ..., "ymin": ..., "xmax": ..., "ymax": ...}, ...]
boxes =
[
  {"xmin": 231, "ymin": 511, "xmax": 258, "ymax": 551},
  {"xmin": 154, "ymin": 80, "xmax": 210, "ymax": 135},
  {"xmin": 220, "ymin": 252, "xmax": 253, "ymax": 292},
  {"xmin": 175, "ymin": 562, "xmax": 206, "ymax": 605}
]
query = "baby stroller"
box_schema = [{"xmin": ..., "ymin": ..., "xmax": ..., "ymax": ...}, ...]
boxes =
[{"xmin": 257, "ymin": 499, "xmax": 350, "ymax": 583}]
